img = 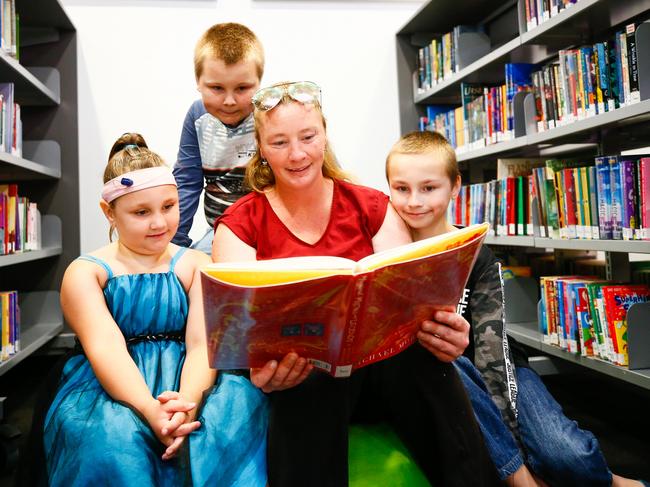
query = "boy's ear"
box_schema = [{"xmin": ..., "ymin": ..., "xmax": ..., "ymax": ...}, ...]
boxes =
[{"xmin": 451, "ymin": 175, "xmax": 461, "ymax": 199}]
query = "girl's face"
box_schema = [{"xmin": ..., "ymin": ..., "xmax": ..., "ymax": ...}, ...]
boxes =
[
  {"xmin": 106, "ymin": 185, "xmax": 180, "ymax": 254},
  {"xmin": 257, "ymin": 101, "xmax": 327, "ymax": 191},
  {"xmin": 387, "ymin": 152, "xmax": 460, "ymax": 239}
]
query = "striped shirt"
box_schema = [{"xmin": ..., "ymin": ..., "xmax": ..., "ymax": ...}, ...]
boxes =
[{"xmin": 172, "ymin": 100, "xmax": 256, "ymax": 247}]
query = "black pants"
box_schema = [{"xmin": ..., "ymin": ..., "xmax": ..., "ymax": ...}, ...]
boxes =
[{"xmin": 267, "ymin": 344, "xmax": 501, "ymax": 487}]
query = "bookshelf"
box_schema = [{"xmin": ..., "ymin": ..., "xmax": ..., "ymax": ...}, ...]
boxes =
[
  {"xmin": 397, "ymin": 0, "xmax": 650, "ymax": 388},
  {"xmin": 0, "ymin": 0, "xmax": 79, "ymax": 425}
]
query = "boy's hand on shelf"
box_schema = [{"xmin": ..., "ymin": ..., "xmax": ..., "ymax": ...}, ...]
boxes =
[
  {"xmin": 418, "ymin": 309, "xmax": 470, "ymax": 363},
  {"xmin": 251, "ymin": 352, "xmax": 314, "ymax": 393}
]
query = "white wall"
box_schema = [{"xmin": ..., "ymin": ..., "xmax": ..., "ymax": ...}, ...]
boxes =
[{"xmin": 60, "ymin": 0, "xmax": 424, "ymax": 252}]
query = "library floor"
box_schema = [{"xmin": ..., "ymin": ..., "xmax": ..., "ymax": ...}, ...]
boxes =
[{"xmin": 1, "ymin": 353, "xmax": 649, "ymax": 485}]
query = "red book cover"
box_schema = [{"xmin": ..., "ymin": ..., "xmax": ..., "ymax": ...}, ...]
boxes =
[
  {"xmin": 506, "ymin": 177, "xmax": 516, "ymax": 235},
  {"xmin": 202, "ymin": 224, "xmax": 488, "ymax": 377},
  {"xmin": 576, "ymin": 283, "xmax": 595, "ymax": 356},
  {"xmin": 562, "ymin": 168, "xmax": 578, "ymax": 238},
  {"xmin": 640, "ymin": 158, "xmax": 650, "ymax": 239},
  {"xmin": 601, "ymin": 284, "xmax": 650, "ymax": 366}
]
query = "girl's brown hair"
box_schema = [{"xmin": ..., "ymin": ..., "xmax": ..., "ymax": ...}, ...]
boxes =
[{"xmin": 104, "ymin": 133, "xmax": 167, "ymax": 241}]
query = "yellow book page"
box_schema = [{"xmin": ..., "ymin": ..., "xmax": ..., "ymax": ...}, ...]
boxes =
[
  {"xmin": 203, "ymin": 256, "xmax": 355, "ymax": 287},
  {"xmin": 203, "ymin": 223, "xmax": 488, "ymax": 287},
  {"xmin": 357, "ymin": 223, "xmax": 489, "ymax": 272}
]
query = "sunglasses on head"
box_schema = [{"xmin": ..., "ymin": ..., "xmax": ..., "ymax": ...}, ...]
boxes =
[{"xmin": 252, "ymin": 81, "xmax": 322, "ymax": 111}]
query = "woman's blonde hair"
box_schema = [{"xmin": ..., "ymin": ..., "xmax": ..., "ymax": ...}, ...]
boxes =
[
  {"xmin": 104, "ymin": 132, "xmax": 167, "ymax": 241},
  {"xmin": 245, "ymin": 88, "xmax": 348, "ymax": 192}
]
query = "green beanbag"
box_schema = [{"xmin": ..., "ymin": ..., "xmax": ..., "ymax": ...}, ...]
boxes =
[{"xmin": 348, "ymin": 423, "xmax": 431, "ymax": 487}]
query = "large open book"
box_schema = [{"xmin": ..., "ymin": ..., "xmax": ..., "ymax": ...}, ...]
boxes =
[{"xmin": 202, "ymin": 223, "xmax": 488, "ymax": 377}]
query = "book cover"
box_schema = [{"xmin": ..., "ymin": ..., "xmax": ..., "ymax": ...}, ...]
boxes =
[
  {"xmin": 202, "ymin": 224, "xmax": 488, "ymax": 377},
  {"xmin": 620, "ymin": 159, "xmax": 637, "ymax": 240},
  {"xmin": 602, "ymin": 284, "xmax": 650, "ymax": 366},
  {"xmin": 609, "ymin": 156, "xmax": 623, "ymax": 240},
  {"xmin": 585, "ymin": 281, "xmax": 608, "ymax": 359},
  {"xmin": 595, "ymin": 156, "xmax": 613, "ymax": 239},
  {"xmin": 640, "ymin": 158, "xmax": 650, "ymax": 240},
  {"xmin": 587, "ymin": 165, "xmax": 600, "ymax": 239},
  {"xmin": 625, "ymin": 23, "xmax": 639, "ymax": 104},
  {"xmin": 608, "ymin": 37, "xmax": 622, "ymax": 109}
]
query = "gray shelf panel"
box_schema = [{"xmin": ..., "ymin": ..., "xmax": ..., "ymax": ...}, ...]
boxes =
[
  {"xmin": 534, "ymin": 237, "xmax": 650, "ymax": 253},
  {"xmin": 17, "ymin": 0, "xmax": 74, "ymax": 31},
  {"xmin": 415, "ymin": 37, "xmax": 520, "ymax": 104},
  {"xmin": 456, "ymin": 135, "xmax": 529, "ymax": 162},
  {"xmin": 0, "ymin": 215, "xmax": 63, "ymax": 268},
  {"xmin": 485, "ymin": 235, "xmax": 536, "ymax": 246},
  {"xmin": 506, "ymin": 320, "xmax": 541, "ymax": 349},
  {"xmin": 0, "ymin": 143, "xmax": 61, "ymax": 180},
  {"xmin": 398, "ymin": 0, "xmax": 508, "ymax": 36},
  {"xmin": 507, "ymin": 322, "xmax": 650, "ymax": 389},
  {"xmin": 0, "ymin": 290, "xmax": 63, "ymax": 376},
  {"xmin": 520, "ymin": 0, "xmax": 601, "ymax": 43},
  {"xmin": 527, "ymin": 99, "xmax": 650, "ymax": 146},
  {"xmin": 0, "ymin": 53, "xmax": 60, "ymax": 106}
]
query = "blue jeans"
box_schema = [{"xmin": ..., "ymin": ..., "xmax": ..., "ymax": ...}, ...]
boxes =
[
  {"xmin": 454, "ymin": 357, "xmax": 523, "ymax": 479},
  {"xmin": 516, "ymin": 366, "xmax": 612, "ymax": 487},
  {"xmin": 456, "ymin": 357, "xmax": 612, "ymax": 486},
  {"xmin": 191, "ymin": 228, "xmax": 213, "ymax": 255}
]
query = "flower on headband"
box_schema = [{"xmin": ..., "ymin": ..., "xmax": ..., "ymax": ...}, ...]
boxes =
[{"xmin": 120, "ymin": 177, "xmax": 134, "ymax": 187}]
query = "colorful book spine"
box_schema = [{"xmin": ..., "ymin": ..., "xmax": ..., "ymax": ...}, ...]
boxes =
[
  {"xmin": 620, "ymin": 159, "xmax": 637, "ymax": 240},
  {"xmin": 640, "ymin": 158, "xmax": 650, "ymax": 240},
  {"xmin": 587, "ymin": 165, "xmax": 600, "ymax": 240},
  {"xmin": 609, "ymin": 156, "xmax": 623, "ymax": 240}
]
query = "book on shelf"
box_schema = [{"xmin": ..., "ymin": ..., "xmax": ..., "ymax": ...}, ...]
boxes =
[
  {"xmin": 415, "ymin": 25, "xmax": 489, "ymax": 93},
  {"xmin": 524, "ymin": 0, "xmax": 578, "ymax": 32},
  {"xmin": 601, "ymin": 284, "xmax": 650, "ymax": 366},
  {"xmin": 0, "ymin": 0, "xmax": 18, "ymax": 59},
  {"xmin": 0, "ymin": 290, "xmax": 20, "ymax": 362},
  {"xmin": 0, "ymin": 183, "xmax": 41, "ymax": 255},
  {"xmin": 419, "ymin": 21, "xmax": 647, "ymax": 152},
  {"xmin": 201, "ymin": 224, "xmax": 488, "ymax": 378},
  {"xmin": 539, "ymin": 275, "xmax": 650, "ymax": 367},
  {"xmin": 0, "ymin": 82, "xmax": 22, "ymax": 156},
  {"xmin": 445, "ymin": 155, "xmax": 650, "ymax": 241}
]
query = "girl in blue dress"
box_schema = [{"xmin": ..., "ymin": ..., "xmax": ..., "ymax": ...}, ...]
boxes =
[{"xmin": 43, "ymin": 133, "xmax": 268, "ymax": 486}]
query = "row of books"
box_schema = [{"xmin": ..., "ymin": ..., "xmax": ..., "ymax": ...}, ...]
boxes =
[
  {"xmin": 1, "ymin": 183, "xmax": 42, "ymax": 255},
  {"xmin": 0, "ymin": 82, "xmax": 23, "ymax": 156},
  {"xmin": 415, "ymin": 25, "xmax": 488, "ymax": 92},
  {"xmin": 447, "ymin": 156, "xmax": 650, "ymax": 240},
  {"xmin": 1, "ymin": 0, "xmax": 18, "ymax": 59},
  {"xmin": 524, "ymin": 0, "xmax": 580, "ymax": 32},
  {"xmin": 539, "ymin": 276, "xmax": 649, "ymax": 367},
  {"xmin": 419, "ymin": 20, "xmax": 646, "ymax": 153},
  {"xmin": 1, "ymin": 290, "xmax": 20, "ymax": 362},
  {"xmin": 531, "ymin": 23, "xmax": 642, "ymax": 133},
  {"xmin": 419, "ymin": 65, "xmax": 532, "ymax": 152}
]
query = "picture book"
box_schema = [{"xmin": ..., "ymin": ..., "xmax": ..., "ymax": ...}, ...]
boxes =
[
  {"xmin": 202, "ymin": 224, "xmax": 488, "ymax": 378},
  {"xmin": 601, "ymin": 284, "xmax": 650, "ymax": 366}
]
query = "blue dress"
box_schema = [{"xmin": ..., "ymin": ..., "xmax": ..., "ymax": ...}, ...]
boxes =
[{"xmin": 43, "ymin": 249, "xmax": 268, "ymax": 486}]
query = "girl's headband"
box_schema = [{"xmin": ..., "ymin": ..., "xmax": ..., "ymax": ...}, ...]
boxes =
[{"xmin": 102, "ymin": 166, "xmax": 177, "ymax": 203}]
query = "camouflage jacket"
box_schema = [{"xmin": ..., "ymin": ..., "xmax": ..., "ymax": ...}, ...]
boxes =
[{"xmin": 458, "ymin": 245, "xmax": 520, "ymax": 436}]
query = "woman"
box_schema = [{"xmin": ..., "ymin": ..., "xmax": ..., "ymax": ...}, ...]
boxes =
[{"xmin": 212, "ymin": 81, "xmax": 500, "ymax": 487}]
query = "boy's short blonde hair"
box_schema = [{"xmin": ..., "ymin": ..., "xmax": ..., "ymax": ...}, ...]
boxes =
[
  {"xmin": 386, "ymin": 130, "xmax": 459, "ymax": 183},
  {"xmin": 194, "ymin": 23, "xmax": 264, "ymax": 80}
]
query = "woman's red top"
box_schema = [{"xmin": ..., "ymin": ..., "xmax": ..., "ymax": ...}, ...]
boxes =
[{"xmin": 215, "ymin": 180, "xmax": 389, "ymax": 261}]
